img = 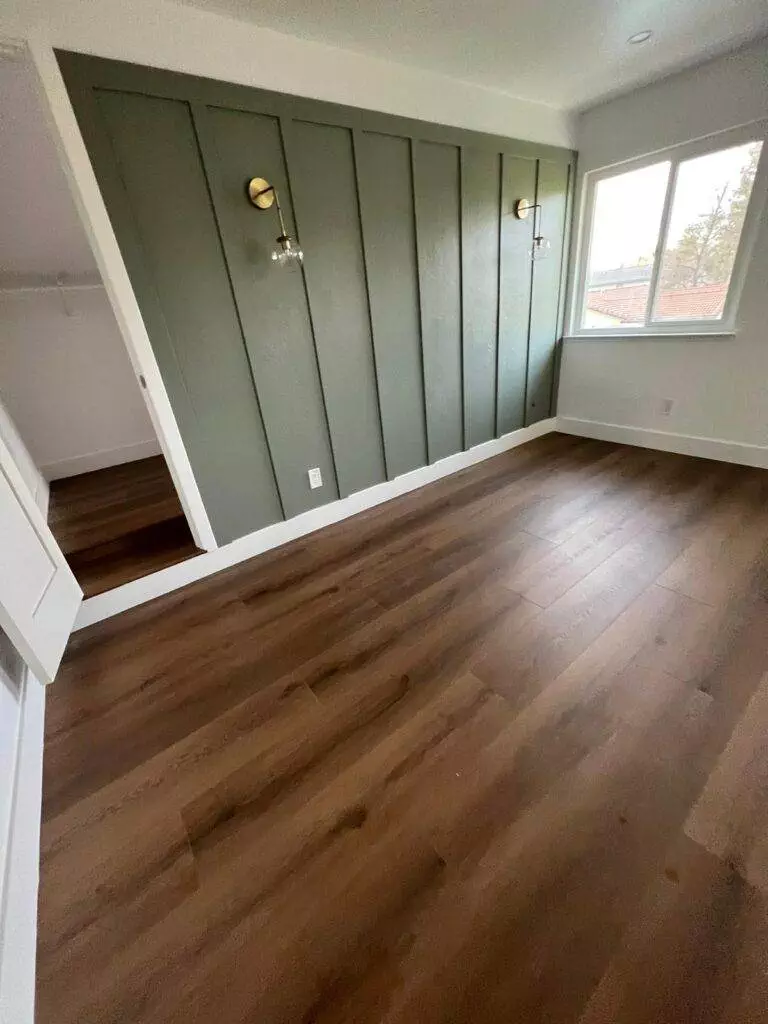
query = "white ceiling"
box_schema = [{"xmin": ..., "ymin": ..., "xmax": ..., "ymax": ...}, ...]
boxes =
[
  {"xmin": 0, "ymin": 59, "xmax": 98, "ymax": 280},
  {"xmin": 181, "ymin": 0, "xmax": 768, "ymax": 110}
]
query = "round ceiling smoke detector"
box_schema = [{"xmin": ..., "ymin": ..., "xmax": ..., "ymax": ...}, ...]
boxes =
[{"xmin": 628, "ymin": 30, "xmax": 653, "ymax": 44}]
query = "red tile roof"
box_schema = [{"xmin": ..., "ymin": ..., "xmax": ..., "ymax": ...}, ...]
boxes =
[{"xmin": 586, "ymin": 281, "xmax": 728, "ymax": 323}]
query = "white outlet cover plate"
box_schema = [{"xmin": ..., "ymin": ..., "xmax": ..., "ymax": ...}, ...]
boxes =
[{"xmin": 308, "ymin": 467, "xmax": 323, "ymax": 489}]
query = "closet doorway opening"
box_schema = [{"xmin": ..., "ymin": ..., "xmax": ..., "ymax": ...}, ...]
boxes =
[
  {"xmin": 45, "ymin": 457, "xmax": 199, "ymax": 599},
  {"xmin": 0, "ymin": 48, "xmax": 201, "ymax": 599}
]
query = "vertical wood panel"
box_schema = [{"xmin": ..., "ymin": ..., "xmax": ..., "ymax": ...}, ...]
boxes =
[
  {"xmin": 94, "ymin": 90, "xmax": 283, "ymax": 544},
  {"xmin": 461, "ymin": 148, "xmax": 500, "ymax": 448},
  {"xmin": 527, "ymin": 158, "xmax": 571, "ymax": 425},
  {"xmin": 497, "ymin": 155, "xmax": 537, "ymax": 435},
  {"xmin": 413, "ymin": 141, "xmax": 463, "ymax": 463},
  {"xmin": 198, "ymin": 106, "xmax": 339, "ymax": 519},
  {"xmin": 355, "ymin": 131, "xmax": 428, "ymax": 478},
  {"xmin": 285, "ymin": 120, "xmax": 386, "ymax": 498},
  {"xmin": 549, "ymin": 167, "xmax": 575, "ymax": 418}
]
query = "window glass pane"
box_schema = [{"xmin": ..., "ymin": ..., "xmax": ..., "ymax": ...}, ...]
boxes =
[
  {"xmin": 653, "ymin": 141, "xmax": 762, "ymax": 322},
  {"xmin": 581, "ymin": 161, "xmax": 670, "ymax": 329}
]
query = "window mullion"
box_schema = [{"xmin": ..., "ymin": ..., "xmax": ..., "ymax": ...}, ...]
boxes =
[
  {"xmin": 576, "ymin": 176, "xmax": 600, "ymax": 332},
  {"xmin": 644, "ymin": 160, "xmax": 679, "ymax": 326}
]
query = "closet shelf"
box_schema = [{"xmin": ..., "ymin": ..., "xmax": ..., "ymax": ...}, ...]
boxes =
[{"xmin": 0, "ymin": 273, "xmax": 103, "ymax": 295}]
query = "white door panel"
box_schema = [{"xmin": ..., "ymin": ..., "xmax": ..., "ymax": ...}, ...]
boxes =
[{"xmin": 0, "ymin": 437, "xmax": 81, "ymax": 683}]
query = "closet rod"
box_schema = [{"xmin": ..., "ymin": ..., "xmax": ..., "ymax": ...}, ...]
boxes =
[{"xmin": 0, "ymin": 282, "xmax": 104, "ymax": 295}]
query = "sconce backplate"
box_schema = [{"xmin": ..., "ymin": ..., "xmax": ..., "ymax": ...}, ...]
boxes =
[
  {"xmin": 247, "ymin": 177, "xmax": 275, "ymax": 209},
  {"xmin": 514, "ymin": 199, "xmax": 531, "ymax": 220}
]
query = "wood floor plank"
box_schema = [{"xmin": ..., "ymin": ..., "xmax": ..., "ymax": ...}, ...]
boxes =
[
  {"xmin": 504, "ymin": 453, "xmax": 682, "ymax": 605},
  {"xmin": 48, "ymin": 456, "xmax": 184, "ymax": 553},
  {"xmin": 475, "ymin": 525, "xmax": 686, "ymax": 707},
  {"xmin": 685, "ymin": 671, "xmax": 768, "ymax": 894},
  {"xmin": 37, "ymin": 434, "xmax": 768, "ymax": 1024},
  {"xmin": 657, "ymin": 468, "xmax": 768, "ymax": 606},
  {"xmin": 378, "ymin": 663, "xmax": 714, "ymax": 1024},
  {"xmin": 48, "ymin": 455, "xmax": 200, "ymax": 596},
  {"xmin": 578, "ymin": 835, "xmax": 768, "ymax": 1024}
]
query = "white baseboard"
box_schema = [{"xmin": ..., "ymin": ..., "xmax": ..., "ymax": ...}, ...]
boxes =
[
  {"xmin": 557, "ymin": 417, "xmax": 768, "ymax": 470},
  {"xmin": 0, "ymin": 668, "xmax": 46, "ymax": 1024},
  {"xmin": 42, "ymin": 438, "xmax": 161, "ymax": 481},
  {"xmin": 75, "ymin": 418, "xmax": 557, "ymax": 630}
]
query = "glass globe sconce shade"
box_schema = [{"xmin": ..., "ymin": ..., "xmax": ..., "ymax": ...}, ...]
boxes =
[
  {"xmin": 247, "ymin": 177, "xmax": 304, "ymax": 268},
  {"xmin": 513, "ymin": 198, "xmax": 550, "ymax": 261}
]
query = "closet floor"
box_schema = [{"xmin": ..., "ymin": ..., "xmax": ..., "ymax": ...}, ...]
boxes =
[
  {"xmin": 37, "ymin": 433, "xmax": 768, "ymax": 1023},
  {"xmin": 48, "ymin": 455, "xmax": 200, "ymax": 597}
]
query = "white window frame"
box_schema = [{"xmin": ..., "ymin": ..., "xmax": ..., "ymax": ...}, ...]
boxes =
[{"xmin": 569, "ymin": 120, "xmax": 768, "ymax": 339}]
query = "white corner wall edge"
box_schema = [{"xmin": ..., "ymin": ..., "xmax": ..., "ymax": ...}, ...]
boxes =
[
  {"xmin": 41, "ymin": 438, "xmax": 162, "ymax": 481},
  {"xmin": 0, "ymin": 667, "xmax": 45, "ymax": 1024},
  {"xmin": 558, "ymin": 417, "xmax": 768, "ymax": 469},
  {"xmin": 75, "ymin": 418, "xmax": 558, "ymax": 630}
]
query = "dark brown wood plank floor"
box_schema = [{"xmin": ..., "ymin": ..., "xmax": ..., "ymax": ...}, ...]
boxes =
[
  {"xmin": 48, "ymin": 455, "xmax": 199, "ymax": 597},
  {"xmin": 37, "ymin": 432, "xmax": 768, "ymax": 1024}
]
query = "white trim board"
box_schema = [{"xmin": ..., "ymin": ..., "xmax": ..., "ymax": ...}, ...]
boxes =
[
  {"xmin": 0, "ymin": 668, "xmax": 45, "ymax": 1024},
  {"xmin": 557, "ymin": 417, "xmax": 768, "ymax": 469},
  {"xmin": 41, "ymin": 438, "xmax": 161, "ymax": 481},
  {"xmin": 0, "ymin": 473, "xmax": 50, "ymax": 1024},
  {"xmin": 75, "ymin": 418, "xmax": 558, "ymax": 630}
]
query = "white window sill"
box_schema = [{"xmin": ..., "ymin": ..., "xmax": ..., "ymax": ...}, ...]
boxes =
[{"xmin": 564, "ymin": 331, "xmax": 736, "ymax": 341}]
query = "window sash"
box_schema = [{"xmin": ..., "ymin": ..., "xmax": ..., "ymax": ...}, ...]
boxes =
[{"xmin": 571, "ymin": 121, "xmax": 768, "ymax": 337}]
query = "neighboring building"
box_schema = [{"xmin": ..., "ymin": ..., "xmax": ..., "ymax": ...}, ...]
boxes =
[
  {"xmin": 588, "ymin": 264, "xmax": 652, "ymax": 289},
  {"xmin": 585, "ymin": 280, "xmax": 728, "ymax": 326}
]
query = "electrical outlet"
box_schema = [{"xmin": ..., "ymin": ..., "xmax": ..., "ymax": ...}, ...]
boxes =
[
  {"xmin": 308, "ymin": 467, "xmax": 323, "ymax": 490},
  {"xmin": 659, "ymin": 398, "xmax": 674, "ymax": 417}
]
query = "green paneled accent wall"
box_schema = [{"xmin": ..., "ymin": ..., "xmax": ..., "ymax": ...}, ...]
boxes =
[
  {"xmin": 197, "ymin": 106, "xmax": 339, "ymax": 519},
  {"xmin": 356, "ymin": 131, "xmax": 428, "ymax": 479},
  {"xmin": 527, "ymin": 157, "xmax": 572, "ymax": 425},
  {"xmin": 461, "ymin": 149, "xmax": 502, "ymax": 449},
  {"xmin": 285, "ymin": 120, "xmax": 387, "ymax": 498},
  {"xmin": 498, "ymin": 155, "xmax": 537, "ymax": 435},
  {"xmin": 59, "ymin": 52, "xmax": 574, "ymax": 543},
  {"xmin": 94, "ymin": 90, "xmax": 283, "ymax": 544},
  {"xmin": 413, "ymin": 141, "xmax": 463, "ymax": 463}
]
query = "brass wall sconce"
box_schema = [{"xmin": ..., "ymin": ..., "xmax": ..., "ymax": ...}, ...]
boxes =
[
  {"xmin": 513, "ymin": 198, "xmax": 550, "ymax": 262},
  {"xmin": 246, "ymin": 177, "xmax": 304, "ymax": 267}
]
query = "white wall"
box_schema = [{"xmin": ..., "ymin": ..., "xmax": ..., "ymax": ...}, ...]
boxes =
[
  {"xmin": 0, "ymin": 288, "xmax": 159, "ymax": 479},
  {"xmin": 0, "ymin": 0, "xmax": 573, "ymax": 147},
  {"xmin": 0, "ymin": 56, "xmax": 96, "ymax": 278},
  {"xmin": 558, "ymin": 35, "xmax": 768, "ymax": 455}
]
